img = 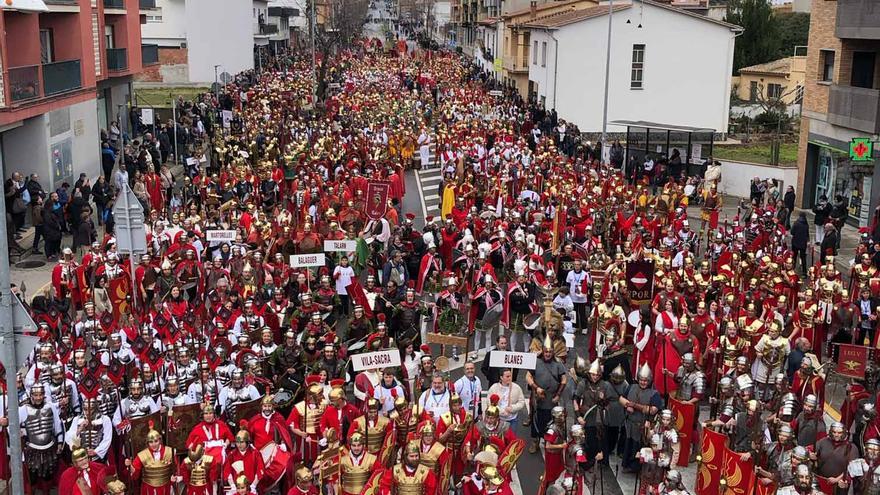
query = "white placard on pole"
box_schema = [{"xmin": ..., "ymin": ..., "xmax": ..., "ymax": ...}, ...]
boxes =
[
  {"xmin": 290, "ymin": 253, "xmax": 326, "ymax": 268},
  {"xmin": 691, "ymin": 143, "xmax": 702, "ymax": 161},
  {"xmin": 488, "ymin": 351, "xmax": 538, "ymax": 370},
  {"xmin": 206, "ymin": 230, "xmax": 237, "ymax": 242},
  {"xmin": 140, "ymin": 108, "xmax": 154, "ymax": 125},
  {"xmin": 351, "ymin": 349, "xmax": 402, "ymax": 371},
  {"xmin": 324, "ymin": 240, "xmax": 357, "ymax": 252},
  {"xmin": 222, "ymin": 110, "xmax": 233, "ymax": 129}
]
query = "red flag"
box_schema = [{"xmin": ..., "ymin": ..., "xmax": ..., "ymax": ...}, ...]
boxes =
[
  {"xmin": 346, "ymin": 278, "xmax": 374, "ymax": 319},
  {"xmin": 669, "ymin": 397, "xmax": 696, "ymax": 467},
  {"xmin": 837, "ymin": 343, "xmax": 871, "ymax": 379},
  {"xmin": 709, "ymin": 210, "xmax": 720, "ymax": 229},
  {"xmin": 754, "ymin": 482, "xmax": 777, "ymax": 495},
  {"xmin": 108, "ymin": 277, "xmax": 130, "ymax": 319},
  {"xmin": 695, "ymin": 428, "xmax": 727, "ymax": 495},
  {"xmin": 364, "ymin": 181, "xmax": 390, "ymax": 221},
  {"xmin": 722, "ymin": 445, "xmax": 755, "ymax": 495}
]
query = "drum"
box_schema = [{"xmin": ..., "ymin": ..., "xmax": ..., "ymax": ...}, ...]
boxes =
[{"xmin": 258, "ymin": 442, "xmax": 290, "ymax": 492}]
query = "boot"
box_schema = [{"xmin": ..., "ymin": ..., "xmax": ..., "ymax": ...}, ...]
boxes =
[{"xmin": 528, "ymin": 440, "xmax": 538, "ymax": 454}]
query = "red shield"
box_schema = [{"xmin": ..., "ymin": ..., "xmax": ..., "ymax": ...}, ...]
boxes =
[{"xmin": 364, "ymin": 181, "xmax": 390, "ymax": 221}]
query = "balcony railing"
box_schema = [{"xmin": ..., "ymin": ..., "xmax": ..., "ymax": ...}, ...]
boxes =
[
  {"xmin": 104, "ymin": 0, "xmax": 124, "ymax": 8},
  {"xmin": 837, "ymin": 0, "xmax": 880, "ymax": 39},
  {"xmin": 8, "ymin": 65, "xmax": 40, "ymax": 103},
  {"xmin": 828, "ymin": 84, "xmax": 880, "ymax": 134},
  {"xmin": 259, "ymin": 23, "xmax": 279, "ymax": 34},
  {"xmin": 141, "ymin": 44, "xmax": 159, "ymax": 65},
  {"xmin": 42, "ymin": 59, "xmax": 82, "ymax": 96},
  {"xmin": 139, "ymin": 0, "xmax": 155, "ymax": 8},
  {"xmin": 107, "ymin": 48, "xmax": 128, "ymax": 71}
]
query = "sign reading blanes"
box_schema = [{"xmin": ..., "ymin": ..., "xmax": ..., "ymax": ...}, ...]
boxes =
[{"xmin": 488, "ymin": 351, "xmax": 537, "ymax": 370}]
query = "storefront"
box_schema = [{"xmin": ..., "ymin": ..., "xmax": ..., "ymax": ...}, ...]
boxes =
[{"xmin": 805, "ymin": 137, "xmax": 879, "ymax": 227}]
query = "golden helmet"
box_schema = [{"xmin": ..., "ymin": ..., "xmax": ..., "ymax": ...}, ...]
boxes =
[
  {"xmin": 405, "ymin": 440, "xmax": 421, "ymax": 456},
  {"xmin": 420, "ymin": 422, "xmax": 436, "ymax": 436},
  {"xmin": 146, "ymin": 420, "xmax": 162, "ymax": 443},
  {"xmin": 188, "ymin": 443, "xmax": 205, "ymax": 463},
  {"xmin": 71, "ymin": 448, "xmax": 88, "ymax": 463},
  {"xmin": 235, "ymin": 428, "xmax": 251, "ymax": 444},
  {"xmin": 349, "ymin": 432, "xmax": 365, "ymax": 447},
  {"xmin": 105, "ymin": 481, "xmax": 127, "ymax": 495},
  {"xmin": 295, "ymin": 466, "xmax": 313, "ymax": 483},
  {"xmin": 235, "ymin": 475, "xmax": 250, "ymax": 490},
  {"xmin": 261, "ymin": 395, "xmax": 275, "ymax": 406}
]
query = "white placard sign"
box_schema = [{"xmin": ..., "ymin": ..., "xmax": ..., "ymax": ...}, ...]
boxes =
[
  {"xmin": 290, "ymin": 253, "xmax": 326, "ymax": 268},
  {"xmin": 489, "ymin": 351, "xmax": 537, "ymax": 370},
  {"xmin": 351, "ymin": 349, "xmax": 402, "ymax": 371},
  {"xmin": 691, "ymin": 144, "xmax": 702, "ymax": 161},
  {"xmin": 324, "ymin": 240, "xmax": 357, "ymax": 252},
  {"xmin": 140, "ymin": 108, "xmax": 154, "ymax": 125},
  {"xmin": 206, "ymin": 230, "xmax": 237, "ymax": 242}
]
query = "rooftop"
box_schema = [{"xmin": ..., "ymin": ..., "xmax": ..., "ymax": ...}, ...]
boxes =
[
  {"xmin": 739, "ymin": 57, "xmax": 795, "ymax": 76},
  {"xmin": 522, "ymin": 4, "xmax": 630, "ymax": 28}
]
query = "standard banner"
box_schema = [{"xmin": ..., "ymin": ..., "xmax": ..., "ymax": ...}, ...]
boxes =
[
  {"xmin": 695, "ymin": 428, "xmax": 726, "ymax": 495},
  {"xmin": 324, "ymin": 239, "xmax": 357, "ymax": 252},
  {"xmin": 669, "ymin": 397, "xmax": 695, "ymax": 467},
  {"xmin": 836, "ymin": 343, "xmax": 871, "ymax": 379},
  {"xmin": 206, "ymin": 230, "xmax": 237, "ymax": 242},
  {"xmin": 290, "ymin": 253, "xmax": 326, "ymax": 268},
  {"xmin": 488, "ymin": 351, "xmax": 537, "ymax": 370},
  {"xmin": 351, "ymin": 349, "xmax": 402, "ymax": 371},
  {"xmin": 626, "ymin": 260, "xmax": 655, "ymax": 304},
  {"xmin": 365, "ymin": 181, "xmax": 390, "ymax": 220}
]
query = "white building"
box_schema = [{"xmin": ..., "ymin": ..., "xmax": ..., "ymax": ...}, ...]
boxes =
[
  {"xmin": 524, "ymin": 0, "xmax": 740, "ymax": 134},
  {"xmin": 140, "ymin": 0, "xmax": 262, "ymax": 84}
]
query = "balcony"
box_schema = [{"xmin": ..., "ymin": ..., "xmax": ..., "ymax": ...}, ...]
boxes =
[
  {"xmin": 139, "ymin": 0, "xmax": 155, "ymax": 8},
  {"xmin": 104, "ymin": 0, "xmax": 124, "ymax": 7},
  {"xmin": 43, "ymin": 60, "xmax": 82, "ymax": 96},
  {"xmin": 106, "ymin": 48, "xmax": 128, "ymax": 72},
  {"xmin": 8, "ymin": 65, "xmax": 41, "ymax": 103},
  {"xmin": 502, "ymin": 55, "xmax": 528, "ymax": 73},
  {"xmin": 828, "ymin": 84, "xmax": 880, "ymax": 134},
  {"xmin": 259, "ymin": 23, "xmax": 279, "ymax": 35},
  {"xmin": 836, "ymin": 0, "xmax": 880, "ymax": 39},
  {"xmin": 141, "ymin": 44, "xmax": 159, "ymax": 66}
]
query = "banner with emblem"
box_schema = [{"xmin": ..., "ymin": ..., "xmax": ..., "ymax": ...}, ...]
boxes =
[
  {"xmin": 669, "ymin": 397, "xmax": 695, "ymax": 467},
  {"xmin": 835, "ymin": 343, "xmax": 871, "ymax": 379},
  {"xmin": 695, "ymin": 428, "xmax": 726, "ymax": 495},
  {"xmin": 722, "ymin": 445, "xmax": 755, "ymax": 495},
  {"xmin": 108, "ymin": 276, "xmax": 130, "ymax": 319},
  {"xmin": 364, "ymin": 181, "xmax": 390, "ymax": 221},
  {"xmin": 626, "ymin": 260, "xmax": 655, "ymax": 304}
]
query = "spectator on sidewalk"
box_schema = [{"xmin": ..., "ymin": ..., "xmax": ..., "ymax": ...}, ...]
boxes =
[
  {"xmin": 114, "ymin": 163, "xmax": 129, "ymax": 194},
  {"xmin": 820, "ymin": 223, "xmax": 839, "ymax": 264},
  {"xmin": 30, "ymin": 195, "xmax": 44, "ymax": 255},
  {"xmin": 158, "ymin": 125, "xmax": 172, "ymax": 166},
  {"xmin": 813, "ymin": 194, "xmax": 832, "ymax": 246},
  {"xmin": 4, "ymin": 172, "xmax": 27, "ymax": 237},
  {"xmin": 42, "ymin": 196, "xmax": 62, "ymax": 261},
  {"xmin": 67, "ymin": 189, "xmax": 89, "ymax": 235},
  {"xmin": 72, "ymin": 210, "xmax": 96, "ymax": 254},
  {"xmin": 791, "ymin": 212, "xmax": 809, "ymax": 274},
  {"xmin": 92, "ymin": 177, "xmax": 112, "ymax": 226},
  {"xmin": 831, "ymin": 194, "xmax": 849, "ymax": 249},
  {"xmin": 784, "ymin": 185, "xmax": 796, "ymax": 228},
  {"xmin": 101, "ymin": 142, "xmax": 117, "ymax": 182}
]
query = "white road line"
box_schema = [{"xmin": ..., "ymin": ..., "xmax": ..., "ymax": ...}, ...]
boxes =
[
  {"xmin": 414, "ymin": 169, "xmax": 428, "ymax": 221},
  {"xmin": 423, "ymin": 194, "xmax": 440, "ymax": 201},
  {"xmin": 418, "ymin": 168, "xmax": 441, "ymax": 176},
  {"xmin": 420, "ymin": 175, "xmax": 442, "ymax": 183},
  {"xmin": 425, "ymin": 205, "xmax": 440, "ymax": 212}
]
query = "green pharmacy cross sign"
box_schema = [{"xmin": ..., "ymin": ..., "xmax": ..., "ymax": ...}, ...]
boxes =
[{"xmin": 850, "ymin": 138, "xmax": 874, "ymax": 162}]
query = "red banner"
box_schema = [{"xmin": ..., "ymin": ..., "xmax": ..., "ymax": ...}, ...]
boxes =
[
  {"xmin": 670, "ymin": 397, "xmax": 695, "ymax": 467},
  {"xmin": 754, "ymin": 482, "xmax": 777, "ymax": 495},
  {"xmin": 365, "ymin": 181, "xmax": 390, "ymax": 221},
  {"xmin": 722, "ymin": 445, "xmax": 755, "ymax": 495},
  {"xmin": 695, "ymin": 428, "xmax": 727, "ymax": 495},
  {"xmin": 346, "ymin": 278, "xmax": 374, "ymax": 319},
  {"xmin": 108, "ymin": 277, "xmax": 130, "ymax": 319},
  {"xmin": 837, "ymin": 343, "xmax": 871, "ymax": 379}
]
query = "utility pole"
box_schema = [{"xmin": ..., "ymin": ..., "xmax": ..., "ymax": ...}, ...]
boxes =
[
  {"xmin": 0, "ymin": 181, "xmax": 25, "ymax": 495},
  {"xmin": 214, "ymin": 65, "xmax": 220, "ymax": 100},
  {"xmin": 600, "ymin": 0, "xmax": 614, "ymax": 161},
  {"xmin": 172, "ymin": 96, "xmax": 179, "ymax": 166},
  {"xmin": 310, "ymin": 0, "xmax": 318, "ymax": 105}
]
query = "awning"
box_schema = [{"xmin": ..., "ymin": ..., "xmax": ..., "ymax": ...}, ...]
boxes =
[{"xmin": 0, "ymin": 0, "xmax": 49, "ymax": 12}]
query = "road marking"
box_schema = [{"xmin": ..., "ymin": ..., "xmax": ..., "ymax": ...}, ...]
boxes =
[
  {"xmin": 420, "ymin": 175, "xmax": 443, "ymax": 183},
  {"xmin": 423, "ymin": 194, "xmax": 440, "ymax": 201}
]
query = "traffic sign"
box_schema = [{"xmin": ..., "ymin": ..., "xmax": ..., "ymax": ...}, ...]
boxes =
[{"xmin": 113, "ymin": 184, "xmax": 147, "ymax": 255}]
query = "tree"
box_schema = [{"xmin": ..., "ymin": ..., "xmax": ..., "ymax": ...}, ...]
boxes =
[
  {"xmin": 773, "ymin": 12, "xmax": 810, "ymax": 60},
  {"xmin": 306, "ymin": 0, "xmax": 369, "ymax": 102},
  {"xmin": 725, "ymin": 0, "xmax": 780, "ymax": 73}
]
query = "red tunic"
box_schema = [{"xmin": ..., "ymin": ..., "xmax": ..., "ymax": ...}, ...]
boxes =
[
  {"xmin": 58, "ymin": 463, "xmax": 107, "ymax": 495},
  {"xmin": 319, "ymin": 403, "xmax": 361, "ymax": 442},
  {"xmin": 223, "ymin": 446, "xmax": 265, "ymax": 487},
  {"xmin": 539, "ymin": 428, "xmax": 564, "ymax": 494},
  {"xmin": 186, "ymin": 420, "xmax": 234, "ymax": 464},
  {"xmin": 247, "ymin": 412, "xmax": 294, "ymax": 451},
  {"xmin": 178, "ymin": 456, "xmax": 219, "ymax": 495},
  {"xmin": 130, "ymin": 447, "xmax": 177, "ymax": 495}
]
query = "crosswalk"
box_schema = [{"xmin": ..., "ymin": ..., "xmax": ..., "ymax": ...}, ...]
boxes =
[{"xmin": 415, "ymin": 138, "xmax": 444, "ymax": 219}]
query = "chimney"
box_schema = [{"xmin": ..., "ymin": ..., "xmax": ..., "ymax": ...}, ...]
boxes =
[{"xmin": 530, "ymin": 0, "xmax": 537, "ymax": 18}]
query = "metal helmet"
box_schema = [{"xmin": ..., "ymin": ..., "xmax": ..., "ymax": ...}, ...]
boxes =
[
  {"xmin": 735, "ymin": 356, "xmax": 748, "ymax": 367},
  {"xmin": 665, "ymin": 470, "xmax": 682, "ymax": 487},
  {"xmin": 574, "ymin": 356, "xmax": 589, "ymax": 377},
  {"xmin": 777, "ymin": 424, "xmax": 793, "ymax": 440},
  {"xmin": 610, "ymin": 365, "xmax": 626, "ymax": 384},
  {"xmin": 774, "ymin": 373, "xmax": 786, "ymax": 385},
  {"xmin": 551, "ymin": 406, "xmax": 566, "ymax": 421},
  {"xmin": 588, "ymin": 359, "xmax": 601, "ymax": 376},
  {"xmin": 569, "ymin": 424, "xmax": 585, "ymax": 440},
  {"xmin": 719, "ymin": 376, "xmax": 733, "ymax": 392},
  {"xmin": 637, "ymin": 363, "xmax": 652, "ymax": 381},
  {"xmin": 681, "ymin": 353, "xmax": 695, "ymax": 366},
  {"xmin": 660, "ymin": 409, "xmax": 674, "ymax": 422},
  {"xmin": 803, "ymin": 394, "xmax": 818, "ymax": 409},
  {"xmin": 792, "ymin": 446, "xmax": 809, "ymax": 461},
  {"xmin": 235, "ymin": 428, "xmax": 250, "ymax": 443}
]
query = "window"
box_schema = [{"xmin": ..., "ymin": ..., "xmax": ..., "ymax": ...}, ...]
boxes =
[
  {"xmin": 104, "ymin": 25, "xmax": 115, "ymax": 49},
  {"xmin": 146, "ymin": 11, "xmax": 163, "ymax": 23},
  {"xmin": 39, "ymin": 29, "xmax": 54, "ymax": 64},
  {"xmin": 749, "ymin": 81, "xmax": 758, "ymax": 102},
  {"xmin": 767, "ymin": 83, "xmax": 783, "ymax": 99},
  {"xmin": 631, "ymin": 44, "xmax": 645, "ymax": 89},
  {"xmin": 533, "ymin": 40, "xmax": 538, "ymax": 64},
  {"xmin": 541, "ymin": 41, "xmax": 547, "ymax": 67},
  {"xmin": 820, "ymin": 50, "xmax": 835, "ymax": 82}
]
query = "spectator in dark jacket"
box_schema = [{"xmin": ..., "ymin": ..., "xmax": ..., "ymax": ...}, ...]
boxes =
[
  {"xmin": 813, "ymin": 194, "xmax": 832, "ymax": 246},
  {"xmin": 67, "ymin": 190, "xmax": 88, "ymax": 233},
  {"xmin": 31, "ymin": 196, "xmax": 44, "ymax": 255},
  {"xmin": 25, "ymin": 174, "xmax": 46, "ymax": 203},
  {"xmin": 784, "ymin": 186, "xmax": 796, "ymax": 212},
  {"xmin": 91, "ymin": 177, "xmax": 112, "ymax": 226},
  {"xmin": 101, "ymin": 142, "xmax": 117, "ymax": 181},
  {"xmin": 72, "ymin": 210, "xmax": 96, "ymax": 254},
  {"xmin": 42, "ymin": 198, "xmax": 63, "ymax": 260},
  {"xmin": 830, "ymin": 194, "xmax": 849, "ymax": 248},
  {"xmin": 791, "ymin": 212, "xmax": 809, "ymax": 273},
  {"xmin": 820, "ymin": 223, "xmax": 839, "ymax": 264}
]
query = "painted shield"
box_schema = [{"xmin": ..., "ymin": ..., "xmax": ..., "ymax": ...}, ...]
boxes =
[
  {"xmin": 128, "ymin": 411, "xmax": 163, "ymax": 456},
  {"xmin": 166, "ymin": 402, "xmax": 202, "ymax": 452}
]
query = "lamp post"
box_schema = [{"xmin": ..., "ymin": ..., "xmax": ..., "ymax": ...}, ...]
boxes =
[
  {"xmin": 600, "ymin": 0, "xmax": 614, "ymax": 160},
  {"xmin": 213, "ymin": 64, "xmax": 221, "ymax": 99}
]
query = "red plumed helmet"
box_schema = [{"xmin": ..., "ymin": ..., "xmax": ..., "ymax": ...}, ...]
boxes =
[
  {"xmin": 420, "ymin": 344, "xmax": 430, "ymax": 354},
  {"xmin": 377, "ymin": 313, "xmax": 386, "ymax": 322},
  {"xmin": 489, "ymin": 394, "xmax": 500, "ymax": 406}
]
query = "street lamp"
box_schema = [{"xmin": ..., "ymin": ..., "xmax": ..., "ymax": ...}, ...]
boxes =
[
  {"xmin": 600, "ymin": 0, "xmax": 613, "ymax": 161},
  {"xmin": 214, "ymin": 64, "xmax": 221, "ymax": 99}
]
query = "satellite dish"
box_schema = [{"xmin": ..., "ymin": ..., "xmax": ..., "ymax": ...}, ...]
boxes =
[{"xmin": 219, "ymin": 71, "xmax": 233, "ymax": 84}]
